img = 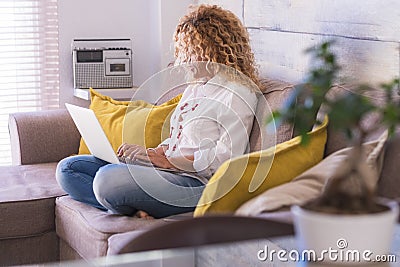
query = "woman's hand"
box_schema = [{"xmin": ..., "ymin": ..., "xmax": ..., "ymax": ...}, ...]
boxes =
[
  {"xmin": 152, "ymin": 145, "xmax": 167, "ymax": 156},
  {"xmin": 136, "ymin": 148, "xmax": 175, "ymax": 169},
  {"xmin": 138, "ymin": 148, "xmax": 196, "ymax": 172},
  {"xmin": 117, "ymin": 143, "xmax": 146, "ymax": 161}
]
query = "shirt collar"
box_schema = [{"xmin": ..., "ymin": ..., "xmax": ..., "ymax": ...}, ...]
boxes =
[{"xmin": 200, "ymin": 72, "xmax": 231, "ymax": 96}]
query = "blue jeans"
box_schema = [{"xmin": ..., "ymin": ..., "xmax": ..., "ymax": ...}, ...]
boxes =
[{"xmin": 56, "ymin": 155, "xmax": 205, "ymax": 218}]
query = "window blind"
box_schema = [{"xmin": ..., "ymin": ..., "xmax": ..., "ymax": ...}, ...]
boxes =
[{"xmin": 0, "ymin": 0, "xmax": 59, "ymax": 165}]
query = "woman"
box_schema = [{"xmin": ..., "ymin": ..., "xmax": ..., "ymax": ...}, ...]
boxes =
[{"xmin": 56, "ymin": 4, "xmax": 261, "ymax": 219}]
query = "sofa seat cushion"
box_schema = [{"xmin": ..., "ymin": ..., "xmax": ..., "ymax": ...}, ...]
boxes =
[
  {"xmin": 107, "ymin": 211, "xmax": 196, "ymax": 255},
  {"xmin": 0, "ymin": 163, "xmax": 65, "ymax": 239},
  {"xmin": 55, "ymin": 196, "xmax": 168, "ymax": 259},
  {"xmin": 107, "ymin": 230, "xmax": 145, "ymax": 256}
]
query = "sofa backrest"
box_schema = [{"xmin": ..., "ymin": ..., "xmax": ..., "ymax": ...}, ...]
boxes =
[
  {"xmin": 249, "ymin": 79, "xmax": 295, "ymax": 152},
  {"xmin": 9, "ymin": 109, "xmax": 81, "ymax": 165},
  {"xmin": 155, "ymin": 79, "xmax": 392, "ymax": 155},
  {"xmin": 321, "ymin": 84, "xmax": 388, "ymax": 156},
  {"xmin": 323, "ymin": 84, "xmax": 400, "ymax": 199},
  {"xmin": 377, "ymin": 130, "xmax": 400, "ymax": 199},
  {"xmin": 155, "ymin": 85, "xmax": 186, "ymax": 106}
]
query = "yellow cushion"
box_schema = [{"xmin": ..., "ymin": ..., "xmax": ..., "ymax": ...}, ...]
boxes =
[
  {"xmin": 123, "ymin": 93, "xmax": 181, "ymax": 148},
  {"xmin": 78, "ymin": 89, "xmax": 181, "ymax": 154},
  {"xmin": 193, "ymin": 117, "xmax": 329, "ymax": 216}
]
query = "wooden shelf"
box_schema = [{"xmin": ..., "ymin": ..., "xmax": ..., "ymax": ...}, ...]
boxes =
[{"xmin": 74, "ymin": 87, "xmax": 138, "ymax": 101}]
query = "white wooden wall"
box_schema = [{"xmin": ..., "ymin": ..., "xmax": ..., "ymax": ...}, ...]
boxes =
[{"xmin": 196, "ymin": 0, "xmax": 400, "ymax": 86}]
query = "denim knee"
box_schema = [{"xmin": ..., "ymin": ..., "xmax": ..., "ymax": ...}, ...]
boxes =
[
  {"xmin": 56, "ymin": 156, "xmax": 73, "ymax": 189},
  {"xmin": 92, "ymin": 166, "xmax": 111, "ymax": 204},
  {"xmin": 92, "ymin": 164, "xmax": 130, "ymax": 210}
]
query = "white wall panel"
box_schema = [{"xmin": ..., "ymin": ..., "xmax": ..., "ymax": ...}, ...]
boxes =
[
  {"xmin": 245, "ymin": 0, "xmax": 400, "ymax": 42},
  {"xmin": 250, "ymin": 29, "xmax": 399, "ymax": 86}
]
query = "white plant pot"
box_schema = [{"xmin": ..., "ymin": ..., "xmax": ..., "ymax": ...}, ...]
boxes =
[{"xmin": 291, "ymin": 200, "xmax": 399, "ymax": 265}]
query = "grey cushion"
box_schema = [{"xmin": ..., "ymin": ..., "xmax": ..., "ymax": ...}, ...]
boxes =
[
  {"xmin": 0, "ymin": 231, "xmax": 59, "ymax": 266},
  {"xmin": 0, "ymin": 163, "xmax": 64, "ymax": 265},
  {"xmin": 0, "ymin": 163, "xmax": 64, "ymax": 238},
  {"xmin": 107, "ymin": 230, "xmax": 145, "ymax": 256},
  {"xmin": 155, "ymin": 85, "xmax": 186, "ymax": 105},
  {"xmin": 323, "ymin": 84, "xmax": 388, "ymax": 156},
  {"xmin": 378, "ymin": 132, "xmax": 400, "ymax": 199},
  {"xmin": 236, "ymin": 132, "xmax": 387, "ymax": 217},
  {"xmin": 55, "ymin": 196, "xmax": 168, "ymax": 259},
  {"xmin": 249, "ymin": 79, "xmax": 295, "ymax": 152}
]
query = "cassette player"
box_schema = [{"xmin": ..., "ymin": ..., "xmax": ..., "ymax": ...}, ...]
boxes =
[{"xmin": 72, "ymin": 39, "xmax": 133, "ymax": 89}]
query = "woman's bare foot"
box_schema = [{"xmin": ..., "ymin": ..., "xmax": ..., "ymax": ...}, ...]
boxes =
[{"xmin": 135, "ymin": 210, "xmax": 154, "ymax": 219}]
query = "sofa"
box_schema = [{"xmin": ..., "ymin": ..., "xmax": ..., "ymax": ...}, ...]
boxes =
[{"xmin": 1, "ymin": 79, "xmax": 399, "ymax": 266}]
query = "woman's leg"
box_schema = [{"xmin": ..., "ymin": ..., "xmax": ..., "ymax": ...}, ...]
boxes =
[
  {"xmin": 56, "ymin": 155, "xmax": 110, "ymax": 210},
  {"xmin": 93, "ymin": 164, "xmax": 205, "ymax": 218}
]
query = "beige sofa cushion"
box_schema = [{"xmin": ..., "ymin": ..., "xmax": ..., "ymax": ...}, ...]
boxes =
[
  {"xmin": 55, "ymin": 196, "xmax": 168, "ymax": 259},
  {"xmin": 236, "ymin": 131, "xmax": 387, "ymax": 216},
  {"xmin": 0, "ymin": 163, "xmax": 64, "ymax": 265},
  {"xmin": 0, "ymin": 231, "xmax": 59, "ymax": 266},
  {"xmin": 249, "ymin": 79, "xmax": 295, "ymax": 152},
  {"xmin": 378, "ymin": 131, "xmax": 400, "ymax": 198},
  {"xmin": 0, "ymin": 163, "xmax": 64, "ymax": 238},
  {"xmin": 107, "ymin": 231, "xmax": 145, "ymax": 255},
  {"xmin": 323, "ymin": 84, "xmax": 388, "ymax": 156}
]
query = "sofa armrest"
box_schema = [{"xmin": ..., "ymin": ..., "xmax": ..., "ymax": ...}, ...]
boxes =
[{"xmin": 9, "ymin": 109, "xmax": 81, "ymax": 165}]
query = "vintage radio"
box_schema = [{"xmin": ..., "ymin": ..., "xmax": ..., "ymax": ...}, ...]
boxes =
[{"xmin": 72, "ymin": 39, "xmax": 133, "ymax": 89}]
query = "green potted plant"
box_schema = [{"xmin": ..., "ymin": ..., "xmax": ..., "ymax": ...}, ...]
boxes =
[{"xmin": 270, "ymin": 41, "xmax": 399, "ymax": 264}]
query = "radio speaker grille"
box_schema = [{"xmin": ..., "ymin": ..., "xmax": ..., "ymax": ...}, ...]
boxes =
[{"xmin": 74, "ymin": 63, "xmax": 133, "ymax": 88}]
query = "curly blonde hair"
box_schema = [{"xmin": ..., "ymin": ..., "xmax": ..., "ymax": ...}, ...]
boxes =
[{"xmin": 174, "ymin": 4, "xmax": 261, "ymax": 90}]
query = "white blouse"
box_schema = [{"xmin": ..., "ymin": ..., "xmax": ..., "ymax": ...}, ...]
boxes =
[{"xmin": 160, "ymin": 73, "xmax": 258, "ymax": 182}]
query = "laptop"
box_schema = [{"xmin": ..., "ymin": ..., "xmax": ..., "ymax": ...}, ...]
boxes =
[
  {"xmin": 65, "ymin": 103, "xmax": 165, "ymax": 168},
  {"xmin": 65, "ymin": 103, "xmax": 122, "ymax": 164},
  {"xmin": 65, "ymin": 103, "xmax": 201, "ymax": 178}
]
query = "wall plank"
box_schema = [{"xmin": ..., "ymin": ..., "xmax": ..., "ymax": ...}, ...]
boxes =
[
  {"xmin": 245, "ymin": 0, "xmax": 400, "ymax": 42},
  {"xmin": 250, "ymin": 29, "xmax": 399, "ymax": 85}
]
